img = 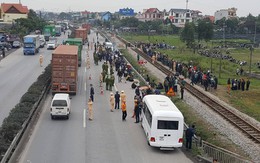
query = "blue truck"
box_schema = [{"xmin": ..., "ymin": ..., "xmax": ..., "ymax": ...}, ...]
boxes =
[{"xmin": 23, "ymin": 35, "xmax": 40, "ymax": 55}]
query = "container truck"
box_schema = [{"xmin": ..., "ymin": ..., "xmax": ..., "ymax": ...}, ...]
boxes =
[
  {"xmin": 75, "ymin": 28, "xmax": 87, "ymax": 44},
  {"xmin": 43, "ymin": 25, "xmax": 56, "ymax": 41},
  {"xmin": 23, "ymin": 35, "xmax": 40, "ymax": 55},
  {"xmin": 64, "ymin": 38, "xmax": 83, "ymax": 67},
  {"xmin": 82, "ymin": 23, "xmax": 91, "ymax": 34},
  {"xmin": 52, "ymin": 45, "xmax": 78, "ymax": 95},
  {"xmin": 55, "ymin": 25, "xmax": 62, "ymax": 36}
]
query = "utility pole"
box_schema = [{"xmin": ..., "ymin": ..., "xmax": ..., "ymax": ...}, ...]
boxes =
[
  {"xmin": 249, "ymin": 46, "xmax": 253, "ymax": 74},
  {"xmin": 254, "ymin": 22, "xmax": 257, "ymax": 45},
  {"xmin": 19, "ymin": 0, "xmax": 21, "ymax": 4}
]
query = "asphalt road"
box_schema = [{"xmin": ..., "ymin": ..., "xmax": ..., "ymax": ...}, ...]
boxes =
[
  {"xmin": 0, "ymin": 34, "xmax": 66, "ymax": 126},
  {"xmin": 18, "ymin": 31, "xmax": 194, "ymax": 163}
]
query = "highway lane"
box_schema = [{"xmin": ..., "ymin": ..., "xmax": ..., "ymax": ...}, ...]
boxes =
[
  {"xmin": 0, "ymin": 34, "xmax": 66, "ymax": 125},
  {"xmin": 19, "ymin": 31, "xmax": 194, "ymax": 163}
]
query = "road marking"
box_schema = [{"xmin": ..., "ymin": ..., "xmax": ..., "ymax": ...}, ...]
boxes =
[
  {"xmin": 83, "ymin": 108, "xmax": 86, "ymax": 128},
  {"xmin": 85, "ymin": 67, "xmax": 86, "ymax": 72},
  {"xmin": 114, "ymin": 83, "xmax": 118, "ymax": 92},
  {"xmin": 85, "ymin": 82, "xmax": 86, "ymax": 91}
]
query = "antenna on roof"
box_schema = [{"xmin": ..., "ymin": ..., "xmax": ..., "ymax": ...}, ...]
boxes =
[{"xmin": 186, "ymin": 0, "xmax": 189, "ymax": 10}]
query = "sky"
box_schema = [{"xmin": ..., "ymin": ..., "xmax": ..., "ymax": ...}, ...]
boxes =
[{"xmin": 2, "ymin": 0, "xmax": 260, "ymax": 17}]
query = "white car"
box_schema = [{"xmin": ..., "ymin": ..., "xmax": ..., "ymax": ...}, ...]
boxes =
[
  {"xmin": 47, "ymin": 40, "xmax": 57, "ymax": 50},
  {"xmin": 50, "ymin": 93, "xmax": 71, "ymax": 119}
]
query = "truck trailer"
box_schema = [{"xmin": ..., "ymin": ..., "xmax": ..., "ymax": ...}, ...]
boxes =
[
  {"xmin": 23, "ymin": 35, "xmax": 40, "ymax": 55},
  {"xmin": 64, "ymin": 38, "xmax": 83, "ymax": 67},
  {"xmin": 52, "ymin": 45, "xmax": 78, "ymax": 95},
  {"xmin": 75, "ymin": 28, "xmax": 87, "ymax": 44}
]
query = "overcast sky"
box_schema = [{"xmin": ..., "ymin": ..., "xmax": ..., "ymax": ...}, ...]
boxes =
[{"xmin": 2, "ymin": 0, "xmax": 259, "ymax": 17}]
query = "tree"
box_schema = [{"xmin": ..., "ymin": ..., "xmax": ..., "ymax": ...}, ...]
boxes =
[
  {"xmin": 197, "ymin": 18, "xmax": 214, "ymax": 42},
  {"xmin": 180, "ymin": 22, "xmax": 195, "ymax": 48}
]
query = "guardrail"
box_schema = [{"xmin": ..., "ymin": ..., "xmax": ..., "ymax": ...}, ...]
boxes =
[
  {"xmin": 0, "ymin": 79, "xmax": 51, "ymax": 163},
  {"xmin": 201, "ymin": 141, "xmax": 252, "ymax": 163}
]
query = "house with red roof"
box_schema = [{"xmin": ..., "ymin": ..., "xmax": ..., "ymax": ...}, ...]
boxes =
[
  {"xmin": 0, "ymin": 3, "xmax": 29, "ymax": 23},
  {"xmin": 137, "ymin": 8, "xmax": 163, "ymax": 22}
]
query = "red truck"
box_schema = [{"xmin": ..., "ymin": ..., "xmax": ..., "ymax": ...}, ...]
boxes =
[
  {"xmin": 82, "ymin": 23, "xmax": 91, "ymax": 34},
  {"xmin": 75, "ymin": 28, "xmax": 87, "ymax": 44},
  {"xmin": 52, "ymin": 45, "xmax": 78, "ymax": 95}
]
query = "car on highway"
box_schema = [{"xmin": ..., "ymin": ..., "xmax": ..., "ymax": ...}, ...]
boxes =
[
  {"xmin": 12, "ymin": 40, "xmax": 22, "ymax": 48},
  {"xmin": 50, "ymin": 93, "xmax": 71, "ymax": 119},
  {"xmin": 47, "ymin": 40, "xmax": 58, "ymax": 50},
  {"xmin": 39, "ymin": 35, "xmax": 46, "ymax": 48}
]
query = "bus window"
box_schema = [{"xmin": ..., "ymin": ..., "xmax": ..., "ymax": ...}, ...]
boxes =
[
  {"xmin": 145, "ymin": 107, "xmax": 152, "ymax": 127},
  {"xmin": 157, "ymin": 120, "xmax": 179, "ymax": 130}
]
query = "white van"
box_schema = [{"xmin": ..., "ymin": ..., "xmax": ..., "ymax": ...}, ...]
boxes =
[
  {"xmin": 141, "ymin": 95, "xmax": 184, "ymax": 149},
  {"xmin": 105, "ymin": 42, "xmax": 113, "ymax": 51},
  {"xmin": 50, "ymin": 93, "xmax": 71, "ymax": 119}
]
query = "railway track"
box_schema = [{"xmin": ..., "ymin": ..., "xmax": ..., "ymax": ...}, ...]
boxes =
[
  {"xmin": 131, "ymin": 47, "xmax": 260, "ymax": 144},
  {"xmin": 101, "ymin": 31, "xmax": 260, "ymax": 144}
]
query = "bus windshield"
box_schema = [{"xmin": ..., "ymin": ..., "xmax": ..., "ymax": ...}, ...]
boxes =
[
  {"xmin": 157, "ymin": 120, "xmax": 179, "ymax": 130},
  {"xmin": 24, "ymin": 43, "xmax": 34, "ymax": 48}
]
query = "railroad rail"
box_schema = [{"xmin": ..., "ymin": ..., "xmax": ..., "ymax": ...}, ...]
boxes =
[
  {"xmin": 130, "ymin": 47, "xmax": 260, "ymax": 144},
  {"xmin": 102, "ymin": 31, "xmax": 260, "ymax": 144}
]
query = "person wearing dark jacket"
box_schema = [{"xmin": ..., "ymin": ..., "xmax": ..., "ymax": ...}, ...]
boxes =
[
  {"xmin": 114, "ymin": 91, "xmax": 120, "ymax": 109},
  {"xmin": 90, "ymin": 84, "xmax": 95, "ymax": 102},
  {"xmin": 134, "ymin": 102, "xmax": 141, "ymax": 123},
  {"xmin": 185, "ymin": 125, "xmax": 195, "ymax": 149}
]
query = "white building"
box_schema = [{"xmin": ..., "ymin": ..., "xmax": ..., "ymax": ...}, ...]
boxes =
[
  {"xmin": 165, "ymin": 9, "xmax": 201, "ymax": 27},
  {"xmin": 214, "ymin": 7, "xmax": 238, "ymax": 22}
]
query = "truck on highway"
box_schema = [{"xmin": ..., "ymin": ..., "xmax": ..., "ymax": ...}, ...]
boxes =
[
  {"xmin": 43, "ymin": 25, "xmax": 55, "ymax": 41},
  {"xmin": 55, "ymin": 25, "xmax": 62, "ymax": 36},
  {"xmin": 23, "ymin": 35, "xmax": 40, "ymax": 55},
  {"xmin": 64, "ymin": 38, "xmax": 83, "ymax": 67},
  {"xmin": 52, "ymin": 45, "xmax": 78, "ymax": 95},
  {"xmin": 75, "ymin": 28, "xmax": 87, "ymax": 44},
  {"xmin": 82, "ymin": 23, "xmax": 91, "ymax": 34}
]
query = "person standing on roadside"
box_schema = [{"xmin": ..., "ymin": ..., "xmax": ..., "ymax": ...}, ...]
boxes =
[
  {"xmin": 120, "ymin": 90, "xmax": 126, "ymax": 102},
  {"xmin": 114, "ymin": 91, "xmax": 120, "ymax": 109},
  {"xmin": 185, "ymin": 125, "xmax": 195, "ymax": 150},
  {"xmin": 39, "ymin": 54, "xmax": 43, "ymax": 67},
  {"xmin": 90, "ymin": 84, "xmax": 95, "ymax": 102},
  {"xmin": 121, "ymin": 101, "xmax": 127, "ymax": 121},
  {"xmin": 134, "ymin": 102, "xmax": 141, "ymax": 123},
  {"xmin": 88, "ymin": 98, "xmax": 93, "ymax": 120},
  {"xmin": 2, "ymin": 48, "xmax": 5, "ymax": 58},
  {"xmin": 110, "ymin": 92, "xmax": 115, "ymax": 112},
  {"xmin": 246, "ymin": 78, "xmax": 250, "ymax": 91}
]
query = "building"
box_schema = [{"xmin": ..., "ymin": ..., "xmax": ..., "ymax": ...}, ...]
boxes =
[
  {"xmin": 214, "ymin": 7, "xmax": 238, "ymax": 22},
  {"xmin": 118, "ymin": 8, "xmax": 135, "ymax": 19},
  {"xmin": 137, "ymin": 8, "xmax": 163, "ymax": 22},
  {"xmin": 165, "ymin": 9, "xmax": 197, "ymax": 27},
  {"xmin": 99, "ymin": 12, "xmax": 112, "ymax": 21},
  {"xmin": 0, "ymin": 3, "xmax": 29, "ymax": 23}
]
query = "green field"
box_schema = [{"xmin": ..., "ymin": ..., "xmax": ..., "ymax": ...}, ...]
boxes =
[{"xmin": 121, "ymin": 34, "xmax": 260, "ymax": 122}]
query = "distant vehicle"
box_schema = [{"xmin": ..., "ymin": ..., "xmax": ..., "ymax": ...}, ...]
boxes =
[
  {"xmin": 141, "ymin": 95, "xmax": 184, "ymax": 149},
  {"xmin": 50, "ymin": 93, "xmax": 71, "ymax": 119},
  {"xmin": 39, "ymin": 35, "xmax": 46, "ymax": 48},
  {"xmin": 0, "ymin": 42, "xmax": 12, "ymax": 50},
  {"xmin": 47, "ymin": 37, "xmax": 58, "ymax": 50},
  {"xmin": 23, "ymin": 35, "xmax": 40, "ymax": 55},
  {"xmin": 52, "ymin": 45, "xmax": 78, "ymax": 95},
  {"xmin": 47, "ymin": 40, "xmax": 57, "ymax": 50},
  {"xmin": 12, "ymin": 40, "xmax": 21, "ymax": 48},
  {"xmin": 43, "ymin": 25, "xmax": 55, "ymax": 41},
  {"xmin": 55, "ymin": 25, "xmax": 62, "ymax": 36},
  {"xmin": 64, "ymin": 38, "xmax": 82, "ymax": 67},
  {"xmin": 104, "ymin": 42, "xmax": 113, "ymax": 51},
  {"xmin": 75, "ymin": 28, "xmax": 87, "ymax": 44}
]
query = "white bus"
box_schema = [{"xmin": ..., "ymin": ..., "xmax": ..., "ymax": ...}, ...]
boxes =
[{"xmin": 141, "ymin": 95, "xmax": 184, "ymax": 149}]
